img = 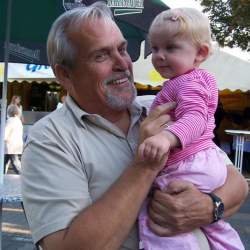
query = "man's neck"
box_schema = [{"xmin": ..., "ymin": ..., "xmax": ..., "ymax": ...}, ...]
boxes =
[
  {"xmin": 73, "ymin": 96, "xmax": 131, "ymax": 134},
  {"xmin": 111, "ymin": 109, "xmax": 130, "ymax": 135},
  {"xmin": 100, "ymin": 109, "xmax": 130, "ymax": 135}
]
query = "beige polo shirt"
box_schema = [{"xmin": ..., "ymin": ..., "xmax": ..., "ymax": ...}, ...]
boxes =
[
  {"xmin": 21, "ymin": 95, "xmax": 219, "ymax": 249},
  {"xmin": 21, "ymin": 96, "xmax": 145, "ymax": 249}
]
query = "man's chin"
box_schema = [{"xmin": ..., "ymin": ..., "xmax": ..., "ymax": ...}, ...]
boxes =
[{"xmin": 106, "ymin": 94, "xmax": 136, "ymax": 111}]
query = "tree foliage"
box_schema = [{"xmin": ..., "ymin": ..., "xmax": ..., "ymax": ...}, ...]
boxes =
[{"xmin": 199, "ymin": 0, "xmax": 250, "ymax": 51}]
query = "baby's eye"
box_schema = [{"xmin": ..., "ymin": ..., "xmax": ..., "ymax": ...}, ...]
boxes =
[
  {"xmin": 151, "ymin": 46, "xmax": 158, "ymax": 53},
  {"xmin": 166, "ymin": 45, "xmax": 178, "ymax": 51}
]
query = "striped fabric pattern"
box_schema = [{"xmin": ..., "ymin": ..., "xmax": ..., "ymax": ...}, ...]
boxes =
[{"xmin": 151, "ymin": 68, "xmax": 218, "ymax": 165}]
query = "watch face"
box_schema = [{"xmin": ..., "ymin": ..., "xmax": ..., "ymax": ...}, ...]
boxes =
[
  {"xmin": 217, "ymin": 202, "xmax": 224, "ymax": 218},
  {"xmin": 208, "ymin": 193, "xmax": 224, "ymax": 222}
]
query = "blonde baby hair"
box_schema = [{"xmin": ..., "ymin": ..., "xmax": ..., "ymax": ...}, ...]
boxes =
[{"xmin": 149, "ymin": 8, "xmax": 213, "ymax": 55}]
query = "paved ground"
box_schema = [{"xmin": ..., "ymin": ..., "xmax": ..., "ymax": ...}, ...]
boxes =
[
  {"xmin": 2, "ymin": 192, "xmax": 250, "ymax": 250},
  {"xmin": 227, "ymin": 193, "xmax": 250, "ymax": 248},
  {"xmin": 2, "ymin": 203, "xmax": 35, "ymax": 250}
]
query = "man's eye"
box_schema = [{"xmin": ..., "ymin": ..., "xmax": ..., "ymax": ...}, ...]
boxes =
[
  {"xmin": 119, "ymin": 46, "xmax": 127, "ymax": 55},
  {"xmin": 95, "ymin": 53, "xmax": 108, "ymax": 62}
]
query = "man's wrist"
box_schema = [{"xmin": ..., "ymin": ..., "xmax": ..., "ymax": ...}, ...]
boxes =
[
  {"xmin": 133, "ymin": 160, "xmax": 160, "ymax": 178},
  {"xmin": 202, "ymin": 193, "xmax": 214, "ymax": 224},
  {"xmin": 206, "ymin": 192, "xmax": 225, "ymax": 223}
]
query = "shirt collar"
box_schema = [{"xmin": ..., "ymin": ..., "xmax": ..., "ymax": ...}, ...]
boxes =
[{"xmin": 64, "ymin": 95, "xmax": 147, "ymax": 129}]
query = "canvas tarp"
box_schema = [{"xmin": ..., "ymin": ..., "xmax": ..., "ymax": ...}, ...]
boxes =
[
  {"xmin": 133, "ymin": 43, "xmax": 250, "ymax": 92},
  {"xmin": 0, "ymin": 63, "xmax": 55, "ymax": 82}
]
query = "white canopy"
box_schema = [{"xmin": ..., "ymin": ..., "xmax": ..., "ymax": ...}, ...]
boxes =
[
  {"xmin": 133, "ymin": 43, "xmax": 250, "ymax": 91},
  {"xmin": 0, "ymin": 63, "xmax": 55, "ymax": 82},
  {"xmin": 1, "ymin": 47, "xmax": 250, "ymax": 91},
  {"xmin": 202, "ymin": 50, "xmax": 250, "ymax": 91}
]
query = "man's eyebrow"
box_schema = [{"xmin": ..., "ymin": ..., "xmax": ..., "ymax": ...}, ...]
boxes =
[
  {"xmin": 87, "ymin": 40, "xmax": 128, "ymax": 58},
  {"xmin": 87, "ymin": 47, "xmax": 109, "ymax": 58},
  {"xmin": 120, "ymin": 40, "xmax": 128, "ymax": 47}
]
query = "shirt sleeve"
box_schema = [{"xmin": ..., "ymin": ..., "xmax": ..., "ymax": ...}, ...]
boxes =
[
  {"xmin": 21, "ymin": 132, "xmax": 92, "ymax": 244},
  {"xmin": 4, "ymin": 119, "xmax": 13, "ymax": 141},
  {"xmin": 167, "ymin": 78, "xmax": 212, "ymax": 148}
]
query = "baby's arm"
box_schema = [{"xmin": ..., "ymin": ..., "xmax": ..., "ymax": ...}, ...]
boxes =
[
  {"xmin": 138, "ymin": 74, "xmax": 216, "ymax": 160},
  {"xmin": 138, "ymin": 129, "xmax": 180, "ymax": 162},
  {"xmin": 168, "ymin": 77, "xmax": 217, "ymax": 148},
  {"xmin": 138, "ymin": 87, "xmax": 179, "ymax": 162}
]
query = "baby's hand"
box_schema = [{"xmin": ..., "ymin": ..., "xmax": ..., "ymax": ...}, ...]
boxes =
[{"xmin": 138, "ymin": 132, "xmax": 171, "ymax": 162}]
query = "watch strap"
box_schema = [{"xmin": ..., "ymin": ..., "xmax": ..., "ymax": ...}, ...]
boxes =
[{"xmin": 207, "ymin": 192, "xmax": 224, "ymax": 223}]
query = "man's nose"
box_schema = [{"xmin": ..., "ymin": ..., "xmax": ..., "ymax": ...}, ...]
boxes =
[{"xmin": 113, "ymin": 52, "xmax": 129, "ymax": 71}]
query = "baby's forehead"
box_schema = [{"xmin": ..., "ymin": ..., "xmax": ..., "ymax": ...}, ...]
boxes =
[
  {"xmin": 149, "ymin": 26, "xmax": 190, "ymax": 42},
  {"xmin": 150, "ymin": 20, "xmax": 184, "ymax": 39}
]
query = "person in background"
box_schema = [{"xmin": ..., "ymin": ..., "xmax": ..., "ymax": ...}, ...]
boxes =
[
  {"xmin": 7, "ymin": 95, "xmax": 23, "ymax": 116},
  {"xmin": 4, "ymin": 104, "xmax": 23, "ymax": 174},
  {"xmin": 138, "ymin": 8, "xmax": 244, "ymax": 250},
  {"xmin": 56, "ymin": 94, "xmax": 67, "ymax": 109},
  {"xmin": 21, "ymin": 3, "xmax": 248, "ymax": 250},
  {"xmin": 7, "ymin": 95, "xmax": 23, "ymax": 121}
]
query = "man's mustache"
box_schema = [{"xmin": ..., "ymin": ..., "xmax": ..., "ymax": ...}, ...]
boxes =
[{"xmin": 104, "ymin": 70, "xmax": 133, "ymax": 85}]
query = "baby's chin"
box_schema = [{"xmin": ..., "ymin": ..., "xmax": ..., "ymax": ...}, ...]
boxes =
[
  {"xmin": 159, "ymin": 72, "xmax": 173, "ymax": 79},
  {"xmin": 155, "ymin": 68, "xmax": 174, "ymax": 79}
]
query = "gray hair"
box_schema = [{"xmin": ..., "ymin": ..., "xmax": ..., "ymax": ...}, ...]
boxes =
[
  {"xmin": 7, "ymin": 104, "xmax": 20, "ymax": 117},
  {"xmin": 47, "ymin": 1, "xmax": 113, "ymax": 70}
]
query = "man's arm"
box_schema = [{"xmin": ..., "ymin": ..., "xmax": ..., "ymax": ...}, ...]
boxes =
[
  {"xmin": 147, "ymin": 164, "xmax": 248, "ymax": 236},
  {"xmin": 214, "ymin": 164, "xmax": 248, "ymax": 218},
  {"xmin": 41, "ymin": 162, "xmax": 161, "ymax": 250},
  {"xmin": 40, "ymin": 103, "xmax": 174, "ymax": 250}
]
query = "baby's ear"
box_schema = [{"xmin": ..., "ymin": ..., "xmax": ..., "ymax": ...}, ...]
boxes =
[{"xmin": 195, "ymin": 44, "xmax": 210, "ymax": 64}]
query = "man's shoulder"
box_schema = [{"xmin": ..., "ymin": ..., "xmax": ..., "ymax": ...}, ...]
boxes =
[{"xmin": 28, "ymin": 107, "xmax": 73, "ymax": 142}]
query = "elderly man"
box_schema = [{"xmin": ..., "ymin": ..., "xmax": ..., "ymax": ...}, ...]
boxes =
[{"xmin": 21, "ymin": 2, "xmax": 248, "ymax": 250}]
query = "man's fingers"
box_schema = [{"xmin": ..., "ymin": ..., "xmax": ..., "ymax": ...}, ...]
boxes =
[
  {"xmin": 149, "ymin": 147, "xmax": 158, "ymax": 161},
  {"xmin": 147, "ymin": 218, "xmax": 173, "ymax": 237},
  {"xmin": 154, "ymin": 150, "xmax": 167, "ymax": 164},
  {"xmin": 148, "ymin": 199, "xmax": 168, "ymax": 226},
  {"xmin": 139, "ymin": 102, "xmax": 176, "ymax": 141},
  {"xmin": 138, "ymin": 143, "xmax": 145, "ymax": 160},
  {"xmin": 154, "ymin": 114, "xmax": 172, "ymax": 128},
  {"xmin": 164, "ymin": 180, "xmax": 194, "ymax": 195},
  {"xmin": 140, "ymin": 114, "xmax": 172, "ymax": 140},
  {"xmin": 147, "ymin": 102, "xmax": 176, "ymax": 120}
]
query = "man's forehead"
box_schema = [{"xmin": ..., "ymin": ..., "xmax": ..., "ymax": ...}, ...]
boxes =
[
  {"xmin": 76, "ymin": 19, "xmax": 126, "ymax": 49},
  {"xmin": 83, "ymin": 18, "xmax": 121, "ymax": 36}
]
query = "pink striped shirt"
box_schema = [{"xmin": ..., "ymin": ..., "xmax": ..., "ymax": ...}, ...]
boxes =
[{"xmin": 151, "ymin": 68, "xmax": 218, "ymax": 165}]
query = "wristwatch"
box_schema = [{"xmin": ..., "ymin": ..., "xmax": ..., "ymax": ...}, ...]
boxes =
[{"xmin": 207, "ymin": 192, "xmax": 224, "ymax": 223}]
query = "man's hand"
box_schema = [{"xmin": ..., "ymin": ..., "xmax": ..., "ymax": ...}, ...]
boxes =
[
  {"xmin": 136, "ymin": 102, "xmax": 176, "ymax": 171},
  {"xmin": 147, "ymin": 180, "xmax": 213, "ymax": 236},
  {"xmin": 139, "ymin": 102, "xmax": 176, "ymax": 144},
  {"xmin": 138, "ymin": 132, "xmax": 171, "ymax": 162}
]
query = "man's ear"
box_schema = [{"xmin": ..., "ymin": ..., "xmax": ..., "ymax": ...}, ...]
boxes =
[
  {"xmin": 195, "ymin": 44, "xmax": 210, "ymax": 64},
  {"xmin": 54, "ymin": 64, "xmax": 72, "ymax": 91}
]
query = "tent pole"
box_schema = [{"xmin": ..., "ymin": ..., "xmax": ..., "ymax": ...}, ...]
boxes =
[{"xmin": 0, "ymin": 0, "xmax": 12, "ymax": 184}]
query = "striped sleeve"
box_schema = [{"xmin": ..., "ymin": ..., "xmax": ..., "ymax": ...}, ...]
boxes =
[
  {"xmin": 150, "ymin": 81, "xmax": 170, "ymax": 112},
  {"xmin": 167, "ymin": 75, "xmax": 216, "ymax": 148}
]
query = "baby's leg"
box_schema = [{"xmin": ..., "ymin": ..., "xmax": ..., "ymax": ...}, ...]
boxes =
[{"xmin": 201, "ymin": 221, "xmax": 245, "ymax": 250}]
